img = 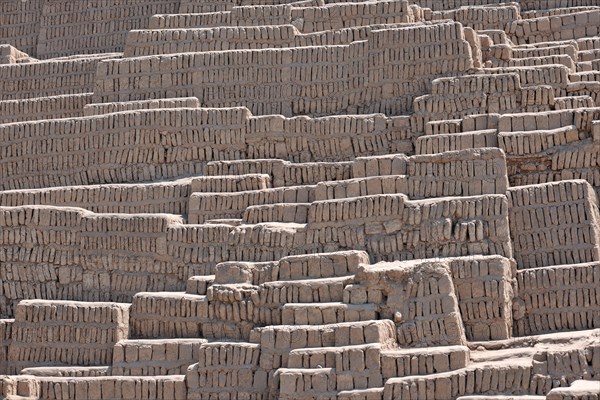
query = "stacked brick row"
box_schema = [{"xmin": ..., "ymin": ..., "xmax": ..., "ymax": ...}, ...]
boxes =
[
  {"xmin": 514, "ymin": 262, "xmax": 600, "ymax": 336},
  {"xmin": 0, "ymin": 0, "xmax": 181, "ymax": 59},
  {"xmin": 0, "ymin": 56, "xmax": 110, "ymax": 101},
  {"xmin": 507, "ymin": 180, "xmax": 600, "ymax": 269},
  {"xmin": 123, "ymin": 25, "xmax": 372, "ymax": 57},
  {"xmin": 111, "ymin": 338, "xmax": 210, "ymax": 376},
  {"xmin": 0, "ymin": 178, "xmax": 193, "ymax": 215},
  {"xmin": 0, "ymin": 93, "xmax": 93, "ymax": 124},
  {"xmin": 6, "ymin": 300, "xmax": 130, "ymax": 374},
  {"xmin": 0, "ymin": 107, "xmax": 416, "ymax": 191},
  {"xmin": 93, "ymin": 21, "xmax": 473, "ymax": 116}
]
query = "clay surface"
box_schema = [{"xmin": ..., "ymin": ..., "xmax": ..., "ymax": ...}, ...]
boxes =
[{"xmin": 1, "ymin": 1, "xmax": 600, "ymax": 399}]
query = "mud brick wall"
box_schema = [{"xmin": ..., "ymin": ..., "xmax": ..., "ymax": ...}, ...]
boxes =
[
  {"xmin": 254, "ymin": 277, "xmax": 356, "ymax": 328},
  {"xmin": 0, "ymin": 107, "xmax": 249, "ymax": 191},
  {"xmin": 83, "ymin": 97, "xmax": 201, "ymax": 116},
  {"xmin": 494, "ymin": 109, "xmax": 600, "ymax": 196},
  {"xmin": 0, "ymin": 0, "xmax": 42, "ymax": 55},
  {"xmin": 277, "ymin": 368, "xmax": 337, "ymax": 399},
  {"xmin": 33, "ymin": 375, "xmax": 187, "ymax": 400},
  {"xmin": 0, "ymin": 0, "xmax": 181, "ymax": 59},
  {"xmin": 534, "ymin": 347, "xmax": 600, "ymax": 386},
  {"xmin": 305, "ymin": 193, "xmax": 513, "ymax": 262},
  {"xmin": 428, "ymin": 72, "xmax": 521, "ymax": 97},
  {"xmin": 504, "ymin": 55, "xmax": 576, "ymax": 73},
  {"xmin": 125, "ymin": 21, "xmax": 389, "ymax": 58},
  {"xmin": 149, "ymin": 5, "xmax": 281, "ymax": 30},
  {"xmin": 353, "ymin": 148, "xmax": 509, "ymax": 200},
  {"xmin": 424, "ymin": 119, "xmax": 462, "ymax": 135},
  {"xmin": 577, "ymin": 36, "xmax": 600, "ymax": 51},
  {"xmin": 461, "ymin": 113, "xmax": 501, "ymax": 132},
  {"xmin": 511, "ymin": 44, "xmax": 578, "ymax": 60},
  {"xmin": 0, "ymin": 108, "xmax": 414, "ymax": 192},
  {"xmin": 246, "ymin": 113, "xmax": 410, "ymax": 162},
  {"xmin": 288, "ymin": 0, "xmax": 414, "ymax": 32},
  {"xmin": 292, "ymin": 25, "xmax": 372, "ymax": 47},
  {"xmin": 554, "ymin": 95, "xmax": 595, "ymax": 110},
  {"xmin": 100, "ymin": 42, "xmax": 368, "ymax": 116},
  {"xmin": 569, "ymin": 72, "xmax": 600, "ymax": 105},
  {"xmin": 129, "ymin": 292, "xmax": 209, "ymax": 339},
  {"xmin": 124, "ymin": 25, "xmax": 299, "ymax": 57},
  {"xmin": 186, "ymin": 342, "xmax": 265, "ymax": 400},
  {"xmin": 354, "ymin": 260, "xmax": 466, "ymax": 347},
  {"xmin": 0, "ymin": 319, "xmax": 11, "ymax": 374},
  {"xmin": 178, "ymin": 0, "xmax": 324, "ymax": 14},
  {"xmin": 314, "ymin": 175, "xmax": 411, "ymax": 201},
  {"xmin": 154, "ymin": 0, "xmax": 414, "ymax": 32},
  {"xmin": 243, "ymin": 203, "xmax": 311, "ymax": 224},
  {"xmin": 179, "ymin": 0, "xmax": 235, "ymax": 13},
  {"xmin": 0, "ymin": 206, "xmax": 85, "ymax": 318},
  {"xmin": 506, "ymin": 10, "xmax": 600, "ymax": 45},
  {"xmin": 111, "ymin": 338, "xmax": 209, "ymax": 376},
  {"xmin": 165, "ymin": 223, "xmax": 308, "ymax": 277},
  {"xmin": 413, "ymin": 84, "xmax": 501, "ymax": 133},
  {"xmin": 317, "ymin": 148, "xmax": 508, "ymax": 201},
  {"xmin": 403, "ymin": 149, "xmax": 508, "ymax": 199},
  {"xmin": 252, "ymin": 320, "xmax": 396, "ymax": 373},
  {"xmin": 546, "ymin": 378, "xmax": 600, "ymax": 399},
  {"xmin": 430, "ymin": 4, "xmax": 519, "ymax": 31},
  {"xmin": 229, "ymin": 4, "xmax": 294, "ymax": 27},
  {"xmin": 519, "ymin": 85, "xmax": 555, "ymax": 112},
  {"xmin": 0, "ymin": 93, "xmax": 93, "ymax": 124},
  {"xmin": 278, "ymin": 162, "xmax": 352, "ymax": 186},
  {"xmin": 213, "ymin": 260, "xmax": 280, "ymax": 286},
  {"xmin": 513, "ymin": 262, "xmax": 600, "ymax": 336},
  {"xmin": 205, "ymin": 159, "xmax": 354, "ymax": 187},
  {"xmin": 186, "ymin": 275, "xmax": 214, "ymax": 296},
  {"xmin": 415, "ymin": 130, "xmax": 499, "ymax": 155},
  {"xmin": 509, "ymin": 143, "xmax": 600, "ymax": 200},
  {"xmin": 0, "ymin": 206, "xmax": 190, "ymax": 318},
  {"xmin": 0, "ymin": 57, "xmax": 109, "ymax": 101},
  {"xmin": 499, "ymin": 125, "xmax": 581, "ymax": 156},
  {"xmin": 287, "ymin": 344, "xmax": 384, "ymax": 391},
  {"xmin": 78, "ymin": 213, "xmax": 188, "ymax": 303},
  {"xmin": 0, "ymin": 179, "xmax": 193, "ymax": 215},
  {"xmin": 520, "ymin": 0, "xmax": 600, "ymax": 10},
  {"xmin": 278, "ymin": 250, "xmax": 369, "ymax": 280},
  {"xmin": 205, "ymin": 159, "xmax": 287, "ymax": 182},
  {"xmin": 569, "ymin": 71, "xmax": 600, "ymax": 84},
  {"xmin": 384, "ymin": 360, "xmax": 534, "ymax": 400},
  {"xmin": 204, "ymin": 283, "xmax": 259, "ymax": 339},
  {"xmin": 412, "ymin": 73, "xmax": 553, "ymax": 131},
  {"xmin": 191, "ymin": 174, "xmax": 272, "ymax": 193},
  {"xmin": 210, "ymin": 223, "xmax": 308, "ymax": 265},
  {"xmin": 497, "ymin": 108, "xmax": 600, "ymax": 136},
  {"xmin": 507, "ymin": 180, "xmax": 600, "ymax": 269},
  {"xmin": 167, "ymin": 224, "xmax": 356, "ymax": 276},
  {"xmin": 379, "ymin": 345, "xmax": 470, "ymax": 382},
  {"xmin": 411, "ymin": 0, "xmax": 507, "ymax": 11},
  {"xmin": 188, "ymin": 185, "xmax": 316, "ymax": 223},
  {"xmin": 447, "ymin": 256, "xmax": 514, "ymax": 341},
  {"xmin": 522, "ymin": 6, "xmax": 600, "ymax": 18},
  {"xmin": 1, "ymin": 194, "xmax": 512, "ymax": 318},
  {"xmin": 35, "ymin": 0, "xmax": 180, "ymax": 59},
  {"xmin": 7, "ymin": 299, "xmax": 129, "ymax": 374},
  {"xmin": 482, "ymin": 65, "xmax": 571, "ymax": 96},
  {"xmin": 362, "ymin": 22, "xmax": 473, "ymax": 115},
  {"xmin": 166, "ymin": 224, "xmax": 235, "ymax": 278},
  {"xmin": 93, "ymin": 22, "xmax": 473, "ymax": 117}
]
